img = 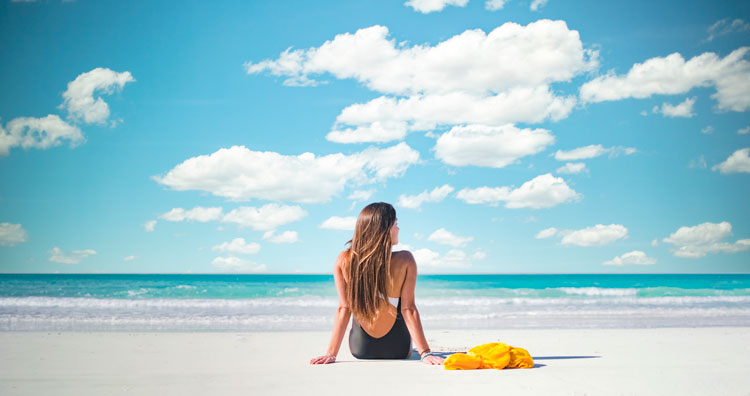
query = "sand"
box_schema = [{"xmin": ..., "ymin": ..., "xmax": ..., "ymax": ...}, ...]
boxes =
[{"xmin": 1, "ymin": 327, "xmax": 749, "ymax": 396}]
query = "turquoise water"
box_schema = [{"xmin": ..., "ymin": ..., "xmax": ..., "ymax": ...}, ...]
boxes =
[{"xmin": 1, "ymin": 274, "xmax": 749, "ymax": 331}]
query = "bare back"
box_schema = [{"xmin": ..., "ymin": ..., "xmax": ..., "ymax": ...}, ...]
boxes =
[{"xmin": 339, "ymin": 250, "xmax": 411, "ymax": 338}]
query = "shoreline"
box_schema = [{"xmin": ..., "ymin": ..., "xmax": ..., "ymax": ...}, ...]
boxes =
[{"xmin": 2, "ymin": 327, "xmax": 749, "ymax": 395}]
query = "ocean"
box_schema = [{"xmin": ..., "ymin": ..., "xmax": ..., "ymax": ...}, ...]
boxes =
[{"xmin": 1, "ymin": 274, "xmax": 749, "ymax": 332}]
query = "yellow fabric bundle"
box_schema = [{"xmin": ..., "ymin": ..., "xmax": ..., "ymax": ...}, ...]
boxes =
[{"xmin": 443, "ymin": 342, "xmax": 533, "ymax": 370}]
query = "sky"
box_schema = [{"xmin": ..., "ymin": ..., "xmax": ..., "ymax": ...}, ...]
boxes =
[{"xmin": 0, "ymin": 0, "xmax": 749, "ymax": 274}]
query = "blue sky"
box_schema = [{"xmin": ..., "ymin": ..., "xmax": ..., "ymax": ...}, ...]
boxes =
[{"xmin": 0, "ymin": 0, "xmax": 748, "ymax": 274}]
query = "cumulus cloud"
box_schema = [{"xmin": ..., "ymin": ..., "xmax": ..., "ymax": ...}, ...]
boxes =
[
  {"xmin": 48, "ymin": 247, "xmax": 96, "ymax": 264},
  {"xmin": 143, "ymin": 220, "xmax": 156, "ymax": 232},
  {"xmin": 404, "ymin": 0, "xmax": 468, "ymax": 13},
  {"xmin": 247, "ymin": 21, "xmax": 597, "ymax": 143},
  {"xmin": 530, "ymin": 0, "xmax": 548, "ymax": 11},
  {"xmin": 485, "ymin": 0, "xmax": 508, "ymax": 11},
  {"xmin": 0, "ymin": 222, "xmax": 28, "ymax": 246},
  {"xmin": 413, "ymin": 248, "xmax": 485, "ymax": 269},
  {"xmin": 554, "ymin": 144, "xmax": 636, "ymax": 161},
  {"xmin": 560, "ymin": 224, "xmax": 628, "ymax": 246},
  {"xmin": 705, "ymin": 18, "xmax": 750, "ymax": 43},
  {"xmin": 535, "ymin": 224, "xmax": 628, "ymax": 246},
  {"xmin": 211, "ymin": 257, "xmax": 267, "ymax": 273},
  {"xmin": 123, "ymin": 255, "xmax": 136, "ymax": 261},
  {"xmin": 0, "ymin": 115, "xmax": 83, "ymax": 156},
  {"xmin": 211, "ymin": 238, "xmax": 261, "ymax": 255},
  {"xmin": 428, "ymin": 228, "xmax": 473, "ymax": 247},
  {"xmin": 160, "ymin": 207, "xmax": 223, "ymax": 222},
  {"xmin": 61, "ymin": 67, "xmax": 135, "ymax": 125},
  {"xmin": 319, "ymin": 216, "xmax": 357, "ymax": 231},
  {"xmin": 154, "ymin": 143, "xmax": 419, "ymax": 203},
  {"xmin": 663, "ymin": 221, "xmax": 750, "ymax": 258},
  {"xmin": 603, "ymin": 251, "xmax": 657, "ymax": 266},
  {"xmin": 556, "ymin": 162, "xmax": 587, "ymax": 174},
  {"xmin": 221, "ymin": 204, "xmax": 307, "ymax": 231},
  {"xmin": 456, "ymin": 173, "xmax": 581, "ymax": 209},
  {"xmin": 580, "ymin": 47, "xmax": 750, "ymax": 112},
  {"xmin": 434, "ymin": 124, "xmax": 554, "ymax": 168},
  {"xmin": 397, "ymin": 185, "xmax": 454, "ymax": 210},
  {"xmin": 262, "ymin": 230, "xmax": 300, "ymax": 244},
  {"xmin": 654, "ymin": 97, "xmax": 696, "ymax": 118},
  {"xmin": 712, "ymin": 148, "xmax": 750, "ymax": 174},
  {"xmin": 535, "ymin": 227, "xmax": 559, "ymax": 239},
  {"xmin": 331, "ymin": 89, "xmax": 577, "ymax": 144},
  {"xmin": 738, "ymin": 126, "xmax": 750, "ymax": 135}
]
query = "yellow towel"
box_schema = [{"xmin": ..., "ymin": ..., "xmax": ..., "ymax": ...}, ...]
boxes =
[{"xmin": 443, "ymin": 342, "xmax": 533, "ymax": 370}]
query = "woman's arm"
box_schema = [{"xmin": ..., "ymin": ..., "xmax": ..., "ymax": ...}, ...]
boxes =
[
  {"xmin": 399, "ymin": 252, "xmax": 444, "ymax": 365},
  {"xmin": 310, "ymin": 251, "xmax": 351, "ymax": 364}
]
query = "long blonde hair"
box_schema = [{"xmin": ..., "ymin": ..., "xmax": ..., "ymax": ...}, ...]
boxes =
[{"xmin": 345, "ymin": 202, "xmax": 397, "ymax": 323}]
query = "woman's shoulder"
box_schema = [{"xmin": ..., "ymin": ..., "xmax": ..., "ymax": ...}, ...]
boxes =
[{"xmin": 391, "ymin": 250, "xmax": 416, "ymax": 266}]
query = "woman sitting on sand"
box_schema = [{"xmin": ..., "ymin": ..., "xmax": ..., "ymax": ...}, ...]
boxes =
[{"xmin": 310, "ymin": 202, "xmax": 445, "ymax": 366}]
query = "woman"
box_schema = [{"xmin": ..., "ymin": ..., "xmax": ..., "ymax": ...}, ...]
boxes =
[{"xmin": 310, "ymin": 202, "xmax": 445, "ymax": 365}]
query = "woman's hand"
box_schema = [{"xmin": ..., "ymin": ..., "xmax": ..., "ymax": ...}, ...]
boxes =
[
  {"xmin": 422, "ymin": 355, "xmax": 445, "ymax": 366},
  {"xmin": 310, "ymin": 353, "xmax": 336, "ymax": 364}
]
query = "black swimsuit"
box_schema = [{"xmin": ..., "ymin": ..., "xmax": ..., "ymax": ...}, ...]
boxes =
[{"xmin": 348, "ymin": 297, "xmax": 413, "ymax": 359}]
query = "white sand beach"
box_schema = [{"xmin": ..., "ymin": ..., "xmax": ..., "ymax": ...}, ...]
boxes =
[{"xmin": 1, "ymin": 327, "xmax": 749, "ymax": 396}]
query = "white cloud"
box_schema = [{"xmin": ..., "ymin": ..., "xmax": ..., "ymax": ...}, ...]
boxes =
[
  {"xmin": 0, "ymin": 115, "xmax": 83, "ymax": 156},
  {"xmin": 123, "ymin": 255, "xmax": 136, "ymax": 261},
  {"xmin": 221, "ymin": 204, "xmax": 307, "ymax": 231},
  {"xmin": 554, "ymin": 144, "xmax": 608, "ymax": 160},
  {"xmin": 530, "ymin": 0, "xmax": 548, "ymax": 11},
  {"xmin": 701, "ymin": 125, "xmax": 714, "ymax": 134},
  {"xmin": 663, "ymin": 221, "xmax": 750, "ymax": 258},
  {"xmin": 48, "ymin": 247, "xmax": 96, "ymax": 264},
  {"xmin": 326, "ymin": 121, "xmax": 408, "ymax": 143},
  {"xmin": 456, "ymin": 173, "xmax": 581, "ymax": 209},
  {"xmin": 160, "ymin": 206, "xmax": 223, "ymax": 222},
  {"xmin": 535, "ymin": 227, "xmax": 559, "ymax": 239},
  {"xmin": 61, "ymin": 67, "xmax": 135, "ymax": 125},
  {"xmin": 705, "ymin": 18, "xmax": 750, "ymax": 42},
  {"xmin": 211, "ymin": 238, "xmax": 261, "ymax": 255},
  {"xmin": 485, "ymin": 0, "xmax": 508, "ymax": 11},
  {"xmin": 434, "ymin": 124, "xmax": 555, "ymax": 168},
  {"xmin": 712, "ymin": 148, "xmax": 750, "ymax": 174},
  {"xmin": 560, "ymin": 224, "xmax": 628, "ymax": 246},
  {"xmin": 0, "ymin": 223, "xmax": 28, "ymax": 246},
  {"xmin": 211, "ymin": 257, "xmax": 267, "ymax": 273},
  {"xmin": 397, "ymin": 185, "xmax": 454, "ymax": 210},
  {"xmin": 262, "ymin": 230, "xmax": 300, "ymax": 244},
  {"xmin": 393, "ymin": 243, "xmax": 413, "ymax": 251},
  {"xmin": 404, "ymin": 0, "xmax": 468, "ymax": 13},
  {"xmin": 348, "ymin": 189, "xmax": 375, "ymax": 201},
  {"xmin": 580, "ymin": 47, "xmax": 750, "ymax": 112},
  {"xmin": 143, "ymin": 220, "xmax": 157, "ymax": 232},
  {"xmin": 554, "ymin": 144, "xmax": 636, "ymax": 161},
  {"xmin": 154, "ymin": 143, "xmax": 419, "ymax": 203},
  {"xmin": 738, "ymin": 126, "xmax": 750, "ymax": 135},
  {"xmin": 247, "ymin": 22, "xmax": 595, "ymax": 96},
  {"xmin": 247, "ymin": 21, "xmax": 597, "ymax": 143},
  {"xmin": 428, "ymin": 228, "xmax": 473, "ymax": 247},
  {"xmin": 413, "ymin": 248, "xmax": 484, "ymax": 269},
  {"xmin": 651, "ymin": 239, "xmax": 659, "ymax": 247},
  {"xmin": 655, "ymin": 97, "xmax": 696, "ymax": 117},
  {"xmin": 556, "ymin": 162, "xmax": 587, "ymax": 174},
  {"xmin": 603, "ymin": 251, "xmax": 657, "ymax": 266},
  {"xmin": 330, "ymin": 90, "xmax": 577, "ymax": 143},
  {"xmin": 319, "ymin": 216, "xmax": 357, "ymax": 231}
]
